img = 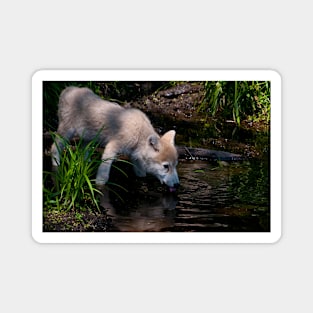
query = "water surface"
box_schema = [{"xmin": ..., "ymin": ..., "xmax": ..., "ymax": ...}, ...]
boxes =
[{"xmin": 104, "ymin": 157, "xmax": 270, "ymax": 232}]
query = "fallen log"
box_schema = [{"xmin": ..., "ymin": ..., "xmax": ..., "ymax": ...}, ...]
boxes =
[{"xmin": 176, "ymin": 146, "xmax": 244, "ymax": 161}]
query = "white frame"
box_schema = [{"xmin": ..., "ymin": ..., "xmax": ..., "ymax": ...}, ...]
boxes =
[{"xmin": 32, "ymin": 69, "xmax": 281, "ymax": 243}]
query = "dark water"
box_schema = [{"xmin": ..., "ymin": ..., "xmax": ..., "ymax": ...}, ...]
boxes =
[{"xmin": 103, "ymin": 156, "xmax": 270, "ymax": 232}]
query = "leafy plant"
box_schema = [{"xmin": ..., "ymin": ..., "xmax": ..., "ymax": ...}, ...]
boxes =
[
  {"xmin": 43, "ymin": 131, "xmax": 132, "ymax": 214},
  {"xmin": 198, "ymin": 81, "xmax": 271, "ymax": 126},
  {"xmin": 43, "ymin": 134, "xmax": 104, "ymax": 212},
  {"xmin": 199, "ymin": 81, "xmax": 226, "ymax": 117}
]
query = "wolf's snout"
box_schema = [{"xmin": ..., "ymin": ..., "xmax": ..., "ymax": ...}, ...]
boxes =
[{"xmin": 168, "ymin": 183, "xmax": 180, "ymax": 193}]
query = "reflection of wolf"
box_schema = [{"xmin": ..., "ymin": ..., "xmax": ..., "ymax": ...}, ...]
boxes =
[{"xmin": 51, "ymin": 87, "xmax": 180, "ymax": 191}]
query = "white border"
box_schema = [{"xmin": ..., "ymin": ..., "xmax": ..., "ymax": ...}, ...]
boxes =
[{"xmin": 32, "ymin": 70, "xmax": 281, "ymax": 244}]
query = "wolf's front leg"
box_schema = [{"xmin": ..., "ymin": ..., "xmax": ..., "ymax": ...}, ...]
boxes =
[{"xmin": 96, "ymin": 142, "xmax": 117, "ymax": 186}]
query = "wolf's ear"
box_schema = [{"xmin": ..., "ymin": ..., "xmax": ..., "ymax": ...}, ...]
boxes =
[
  {"xmin": 148, "ymin": 134, "xmax": 160, "ymax": 152},
  {"xmin": 161, "ymin": 130, "xmax": 176, "ymax": 146}
]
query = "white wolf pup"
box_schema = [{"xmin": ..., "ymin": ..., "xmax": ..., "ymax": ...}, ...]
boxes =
[{"xmin": 51, "ymin": 86, "xmax": 180, "ymax": 192}]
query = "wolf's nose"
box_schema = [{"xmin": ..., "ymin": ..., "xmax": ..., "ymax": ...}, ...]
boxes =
[{"xmin": 168, "ymin": 183, "xmax": 180, "ymax": 193}]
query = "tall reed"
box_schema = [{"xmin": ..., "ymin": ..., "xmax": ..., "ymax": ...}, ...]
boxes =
[
  {"xmin": 199, "ymin": 81, "xmax": 271, "ymax": 125},
  {"xmin": 43, "ymin": 134, "xmax": 103, "ymax": 212}
]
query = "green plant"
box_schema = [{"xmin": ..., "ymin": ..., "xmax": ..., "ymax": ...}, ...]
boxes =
[
  {"xmin": 43, "ymin": 134, "xmax": 104, "ymax": 212},
  {"xmin": 199, "ymin": 81, "xmax": 271, "ymax": 126},
  {"xmin": 246, "ymin": 81, "xmax": 271, "ymax": 123},
  {"xmin": 198, "ymin": 81, "xmax": 226, "ymax": 117}
]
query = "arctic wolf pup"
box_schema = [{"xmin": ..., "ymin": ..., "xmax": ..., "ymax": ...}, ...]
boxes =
[{"xmin": 51, "ymin": 86, "xmax": 180, "ymax": 191}]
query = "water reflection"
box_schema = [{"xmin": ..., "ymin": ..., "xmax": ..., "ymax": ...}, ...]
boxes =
[{"xmin": 104, "ymin": 157, "xmax": 270, "ymax": 232}]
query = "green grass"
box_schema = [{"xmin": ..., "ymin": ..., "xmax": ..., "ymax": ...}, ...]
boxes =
[
  {"xmin": 43, "ymin": 132, "xmax": 132, "ymax": 213},
  {"xmin": 198, "ymin": 81, "xmax": 271, "ymax": 126},
  {"xmin": 43, "ymin": 134, "xmax": 104, "ymax": 212}
]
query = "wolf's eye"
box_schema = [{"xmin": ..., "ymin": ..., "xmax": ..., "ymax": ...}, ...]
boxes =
[{"xmin": 163, "ymin": 164, "xmax": 169, "ymax": 171}]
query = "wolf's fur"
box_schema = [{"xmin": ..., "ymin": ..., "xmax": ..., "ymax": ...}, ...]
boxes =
[{"xmin": 51, "ymin": 87, "xmax": 180, "ymax": 189}]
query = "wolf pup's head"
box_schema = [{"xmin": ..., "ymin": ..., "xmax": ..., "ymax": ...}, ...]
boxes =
[{"xmin": 146, "ymin": 130, "xmax": 180, "ymax": 192}]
